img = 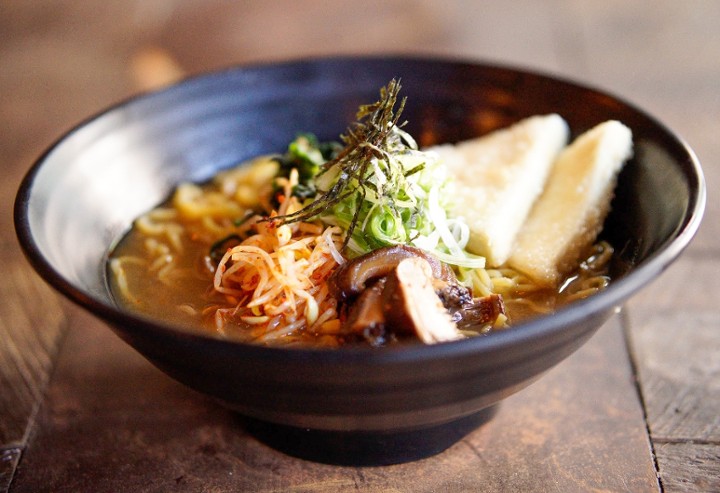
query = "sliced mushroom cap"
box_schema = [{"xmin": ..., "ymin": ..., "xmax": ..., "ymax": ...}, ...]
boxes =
[
  {"xmin": 382, "ymin": 257, "xmax": 464, "ymax": 344},
  {"xmin": 453, "ymin": 294, "xmax": 505, "ymax": 330},
  {"xmin": 343, "ymin": 278, "xmax": 388, "ymax": 346},
  {"xmin": 436, "ymin": 282, "xmax": 473, "ymax": 309},
  {"xmin": 332, "ymin": 245, "xmax": 505, "ymax": 345},
  {"xmin": 330, "ymin": 245, "xmax": 456, "ymax": 302}
]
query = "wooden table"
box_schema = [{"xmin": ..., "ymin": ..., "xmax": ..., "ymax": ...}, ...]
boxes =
[{"xmin": 2, "ymin": 2, "xmax": 718, "ymax": 491}]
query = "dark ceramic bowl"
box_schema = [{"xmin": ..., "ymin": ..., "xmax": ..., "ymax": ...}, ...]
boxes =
[{"xmin": 15, "ymin": 56, "xmax": 705, "ymax": 465}]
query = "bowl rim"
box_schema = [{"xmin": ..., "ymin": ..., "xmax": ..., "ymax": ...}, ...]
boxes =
[{"xmin": 13, "ymin": 54, "xmax": 707, "ymax": 365}]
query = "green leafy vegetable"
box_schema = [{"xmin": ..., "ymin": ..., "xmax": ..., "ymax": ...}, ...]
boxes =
[
  {"xmin": 272, "ymin": 133, "xmax": 342, "ymax": 203},
  {"xmin": 270, "ymin": 79, "xmax": 485, "ymax": 269}
]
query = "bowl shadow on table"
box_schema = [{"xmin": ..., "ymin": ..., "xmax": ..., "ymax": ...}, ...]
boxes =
[{"xmin": 234, "ymin": 405, "xmax": 499, "ymax": 466}]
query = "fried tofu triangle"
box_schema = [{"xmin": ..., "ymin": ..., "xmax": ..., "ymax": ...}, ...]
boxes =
[
  {"xmin": 509, "ymin": 120, "xmax": 633, "ymax": 287},
  {"xmin": 431, "ymin": 114, "xmax": 569, "ymax": 267}
]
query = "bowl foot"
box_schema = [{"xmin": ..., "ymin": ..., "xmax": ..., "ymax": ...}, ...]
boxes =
[{"xmin": 238, "ymin": 405, "xmax": 499, "ymax": 466}]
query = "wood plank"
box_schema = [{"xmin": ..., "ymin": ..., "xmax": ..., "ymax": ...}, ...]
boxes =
[
  {"xmin": 11, "ymin": 309, "xmax": 658, "ymax": 492},
  {"xmin": 626, "ymin": 256, "xmax": 720, "ymax": 442},
  {"xmin": 625, "ymin": 256, "xmax": 720, "ymax": 491},
  {"xmin": 654, "ymin": 442, "xmax": 720, "ymax": 493},
  {"xmin": 629, "ymin": 307, "xmax": 720, "ymax": 442},
  {"xmin": 0, "ymin": 242, "xmax": 67, "ymax": 446}
]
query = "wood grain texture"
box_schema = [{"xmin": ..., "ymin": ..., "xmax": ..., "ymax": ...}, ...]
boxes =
[
  {"xmin": 0, "ymin": 243, "xmax": 67, "ymax": 446},
  {"xmin": 626, "ymin": 257, "xmax": 720, "ymax": 442},
  {"xmin": 654, "ymin": 442, "xmax": 720, "ymax": 493},
  {"xmin": 11, "ymin": 311, "xmax": 658, "ymax": 492},
  {"xmin": 626, "ymin": 255, "xmax": 720, "ymax": 490}
]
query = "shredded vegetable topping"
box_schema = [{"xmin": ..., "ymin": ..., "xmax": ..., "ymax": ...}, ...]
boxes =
[
  {"xmin": 272, "ymin": 79, "xmax": 484, "ymax": 269},
  {"xmin": 212, "ymin": 221, "xmax": 343, "ymax": 343},
  {"xmin": 203, "ymin": 168, "xmax": 344, "ymax": 344}
]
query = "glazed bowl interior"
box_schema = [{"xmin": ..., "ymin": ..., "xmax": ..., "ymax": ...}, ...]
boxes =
[{"xmin": 15, "ymin": 57, "xmax": 704, "ymax": 460}]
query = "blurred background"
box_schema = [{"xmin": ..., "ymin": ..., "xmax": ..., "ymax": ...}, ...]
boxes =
[{"xmin": 2, "ymin": 1, "xmax": 718, "ymax": 491}]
